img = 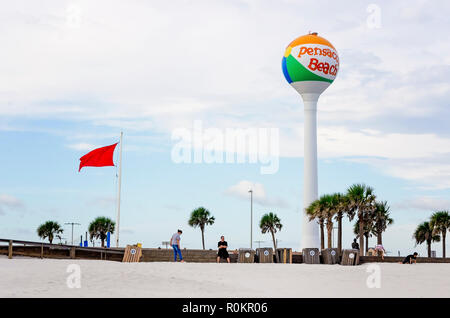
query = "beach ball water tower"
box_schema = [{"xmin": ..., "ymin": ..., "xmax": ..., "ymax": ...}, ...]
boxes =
[{"xmin": 282, "ymin": 32, "xmax": 339, "ymax": 249}]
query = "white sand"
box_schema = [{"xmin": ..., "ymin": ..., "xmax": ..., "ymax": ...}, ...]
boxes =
[{"xmin": 1, "ymin": 257, "xmax": 449, "ymax": 297}]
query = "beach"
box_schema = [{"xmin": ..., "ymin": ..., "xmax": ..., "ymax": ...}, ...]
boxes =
[{"xmin": 1, "ymin": 257, "xmax": 449, "ymax": 298}]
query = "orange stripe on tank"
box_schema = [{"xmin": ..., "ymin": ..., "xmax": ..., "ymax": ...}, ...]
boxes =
[{"xmin": 288, "ymin": 34, "xmax": 336, "ymax": 50}]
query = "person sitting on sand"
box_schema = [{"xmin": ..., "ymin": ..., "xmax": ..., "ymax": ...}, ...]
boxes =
[
  {"xmin": 170, "ymin": 229, "xmax": 185, "ymax": 263},
  {"xmin": 217, "ymin": 236, "xmax": 230, "ymax": 263},
  {"xmin": 351, "ymin": 238, "xmax": 359, "ymax": 250},
  {"xmin": 374, "ymin": 244, "xmax": 386, "ymax": 260},
  {"xmin": 400, "ymin": 252, "xmax": 418, "ymax": 264}
]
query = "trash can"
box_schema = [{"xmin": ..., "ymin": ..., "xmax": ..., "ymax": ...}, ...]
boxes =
[
  {"xmin": 276, "ymin": 248, "xmax": 292, "ymax": 263},
  {"xmin": 302, "ymin": 248, "xmax": 320, "ymax": 264},
  {"xmin": 322, "ymin": 248, "xmax": 339, "ymax": 264},
  {"xmin": 341, "ymin": 249, "xmax": 360, "ymax": 265},
  {"xmin": 256, "ymin": 247, "xmax": 273, "ymax": 263},
  {"xmin": 238, "ymin": 248, "xmax": 255, "ymax": 263}
]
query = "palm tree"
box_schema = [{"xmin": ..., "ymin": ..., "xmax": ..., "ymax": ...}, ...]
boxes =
[
  {"xmin": 306, "ymin": 197, "xmax": 326, "ymax": 249},
  {"xmin": 320, "ymin": 194, "xmax": 337, "ymax": 249},
  {"xmin": 37, "ymin": 221, "xmax": 64, "ymax": 244},
  {"xmin": 414, "ymin": 221, "xmax": 440, "ymax": 257},
  {"xmin": 259, "ymin": 212, "xmax": 282, "ymax": 261},
  {"xmin": 188, "ymin": 207, "xmax": 215, "ymax": 250},
  {"xmin": 346, "ymin": 184, "xmax": 376, "ymax": 255},
  {"xmin": 332, "ymin": 193, "xmax": 349, "ymax": 254},
  {"xmin": 371, "ymin": 201, "xmax": 393, "ymax": 247},
  {"xmin": 430, "ymin": 211, "xmax": 450, "ymax": 258},
  {"xmin": 88, "ymin": 216, "xmax": 115, "ymax": 248},
  {"xmin": 353, "ymin": 220, "xmax": 373, "ymax": 253}
]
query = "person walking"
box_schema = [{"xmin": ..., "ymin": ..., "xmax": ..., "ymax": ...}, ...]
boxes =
[
  {"xmin": 170, "ymin": 229, "xmax": 185, "ymax": 262},
  {"xmin": 217, "ymin": 236, "xmax": 230, "ymax": 263}
]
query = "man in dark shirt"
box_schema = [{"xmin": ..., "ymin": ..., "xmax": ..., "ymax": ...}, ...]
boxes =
[
  {"xmin": 217, "ymin": 236, "xmax": 230, "ymax": 263},
  {"xmin": 401, "ymin": 252, "xmax": 418, "ymax": 264},
  {"xmin": 351, "ymin": 238, "xmax": 359, "ymax": 250}
]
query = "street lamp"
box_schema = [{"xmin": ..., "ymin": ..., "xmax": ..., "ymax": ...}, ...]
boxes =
[
  {"xmin": 65, "ymin": 222, "xmax": 81, "ymax": 245},
  {"xmin": 248, "ymin": 189, "xmax": 253, "ymax": 249}
]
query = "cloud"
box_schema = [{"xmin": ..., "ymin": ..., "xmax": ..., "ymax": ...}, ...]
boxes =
[
  {"xmin": 67, "ymin": 142, "xmax": 99, "ymax": 151},
  {"xmin": 0, "ymin": 194, "xmax": 25, "ymax": 215},
  {"xmin": 1, "ymin": 0, "xmax": 450, "ymax": 190},
  {"xmin": 224, "ymin": 180, "xmax": 289, "ymax": 208},
  {"xmin": 393, "ymin": 196, "xmax": 450, "ymax": 212},
  {"xmin": 87, "ymin": 196, "xmax": 116, "ymax": 209},
  {"xmin": 347, "ymin": 154, "xmax": 450, "ymax": 190}
]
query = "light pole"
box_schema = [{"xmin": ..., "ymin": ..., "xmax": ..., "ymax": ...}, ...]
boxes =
[
  {"xmin": 65, "ymin": 222, "xmax": 81, "ymax": 245},
  {"xmin": 254, "ymin": 240, "xmax": 265, "ymax": 249},
  {"xmin": 248, "ymin": 189, "xmax": 253, "ymax": 249}
]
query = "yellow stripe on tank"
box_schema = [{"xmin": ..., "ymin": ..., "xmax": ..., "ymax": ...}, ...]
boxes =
[{"xmin": 284, "ymin": 46, "xmax": 292, "ymax": 58}]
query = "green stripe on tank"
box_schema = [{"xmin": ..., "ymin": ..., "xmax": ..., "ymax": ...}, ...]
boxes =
[{"xmin": 286, "ymin": 55, "xmax": 333, "ymax": 83}]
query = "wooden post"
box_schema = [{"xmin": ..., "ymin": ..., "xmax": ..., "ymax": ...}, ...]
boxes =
[
  {"xmin": 40, "ymin": 244, "xmax": 44, "ymax": 259},
  {"xmin": 70, "ymin": 247, "xmax": 76, "ymax": 259},
  {"xmin": 8, "ymin": 240, "xmax": 13, "ymax": 259},
  {"xmin": 302, "ymin": 248, "xmax": 320, "ymax": 264},
  {"xmin": 322, "ymin": 248, "xmax": 339, "ymax": 264},
  {"xmin": 256, "ymin": 248, "xmax": 273, "ymax": 263},
  {"xmin": 238, "ymin": 249, "xmax": 255, "ymax": 263},
  {"xmin": 341, "ymin": 249, "xmax": 360, "ymax": 266},
  {"xmin": 283, "ymin": 249, "xmax": 287, "ymax": 264}
]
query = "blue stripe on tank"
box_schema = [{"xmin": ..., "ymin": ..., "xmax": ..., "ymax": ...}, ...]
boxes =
[{"xmin": 282, "ymin": 57, "xmax": 292, "ymax": 83}]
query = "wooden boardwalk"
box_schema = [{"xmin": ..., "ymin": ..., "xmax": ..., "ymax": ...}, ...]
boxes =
[{"xmin": 2, "ymin": 238, "xmax": 450, "ymax": 264}]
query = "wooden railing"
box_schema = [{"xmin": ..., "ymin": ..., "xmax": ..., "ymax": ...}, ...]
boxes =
[{"xmin": 0, "ymin": 238, "xmax": 124, "ymax": 260}]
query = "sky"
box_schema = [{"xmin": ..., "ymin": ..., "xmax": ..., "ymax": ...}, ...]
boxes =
[{"xmin": 1, "ymin": 0, "xmax": 450, "ymax": 256}]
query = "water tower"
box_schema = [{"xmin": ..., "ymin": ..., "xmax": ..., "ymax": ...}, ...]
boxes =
[{"xmin": 282, "ymin": 32, "xmax": 339, "ymax": 248}]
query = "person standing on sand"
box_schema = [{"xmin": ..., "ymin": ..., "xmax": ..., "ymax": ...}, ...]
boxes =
[
  {"xmin": 170, "ymin": 229, "xmax": 185, "ymax": 262},
  {"xmin": 351, "ymin": 238, "xmax": 359, "ymax": 250},
  {"xmin": 217, "ymin": 236, "xmax": 230, "ymax": 263},
  {"xmin": 400, "ymin": 252, "xmax": 418, "ymax": 264}
]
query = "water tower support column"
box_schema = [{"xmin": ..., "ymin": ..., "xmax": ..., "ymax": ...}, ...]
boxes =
[{"xmin": 301, "ymin": 93, "xmax": 320, "ymax": 249}]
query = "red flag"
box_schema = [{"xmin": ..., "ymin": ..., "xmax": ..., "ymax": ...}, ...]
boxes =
[{"xmin": 79, "ymin": 143, "xmax": 118, "ymax": 172}]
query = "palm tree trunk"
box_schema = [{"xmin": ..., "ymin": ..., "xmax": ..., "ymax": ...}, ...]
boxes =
[
  {"xmin": 270, "ymin": 230, "xmax": 279, "ymax": 263},
  {"xmin": 319, "ymin": 220, "xmax": 325, "ymax": 250},
  {"xmin": 365, "ymin": 233, "xmax": 369, "ymax": 253},
  {"xmin": 442, "ymin": 231, "xmax": 446, "ymax": 258},
  {"xmin": 427, "ymin": 240, "xmax": 431, "ymax": 258},
  {"xmin": 377, "ymin": 225, "xmax": 382, "ymax": 245},
  {"xmin": 327, "ymin": 222, "xmax": 332, "ymax": 249},
  {"xmin": 377, "ymin": 233, "xmax": 382, "ymax": 245},
  {"xmin": 359, "ymin": 213, "xmax": 364, "ymax": 256},
  {"xmin": 337, "ymin": 214, "xmax": 342, "ymax": 255},
  {"xmin": 201, "ymin": 228, "xmax": 205, "ymax": 250}
]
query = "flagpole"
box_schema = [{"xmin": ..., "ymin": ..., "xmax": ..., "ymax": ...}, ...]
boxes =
[{"xmin": 116, "ymin": 131, "xmax": 123, "ymax": 248}]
